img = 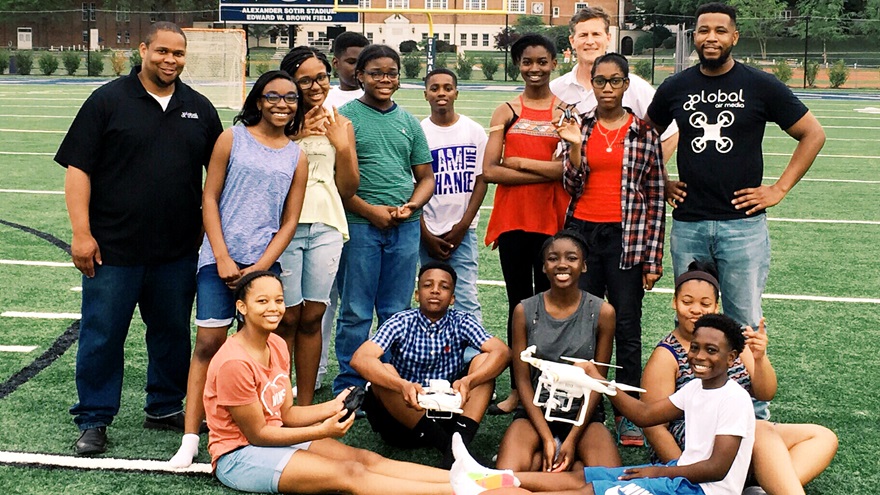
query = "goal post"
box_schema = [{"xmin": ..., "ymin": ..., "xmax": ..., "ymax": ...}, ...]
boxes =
[{"xmin": 180, "ymin": 28, "xmax": 247, "ymax": 110}]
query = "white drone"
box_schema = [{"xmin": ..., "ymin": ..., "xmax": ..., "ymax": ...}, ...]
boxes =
[
  {"xmin": 520, "ymin": 345, "xmax": 646, "ymax": 426},
  {"xmin": 417, "ymin": 379, "xmax": 464, "ymax": 419}
]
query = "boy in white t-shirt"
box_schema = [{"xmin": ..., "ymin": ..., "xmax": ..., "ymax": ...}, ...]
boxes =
[
  {"xmin": 419, "ymin": 68, "xmax": 489, "ymax": 322},
  {"xmin": 450, "ymin": 313, "xmax": 755, "ymax": 495}
]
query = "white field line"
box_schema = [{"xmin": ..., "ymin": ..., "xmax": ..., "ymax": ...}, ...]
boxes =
[
  {"xmin": 475, "ymin": 281, "xmax": 880, "ymax": 304},
  {"xmin": 0, "ymin": 260, "xmax": 74, "ymax": 267},
  {"xmin": 0, "ymin": 345, "xmax": 38, "ymax": 353},
  {"xmin": 475, "ymin": 206, "xmax": 880, "ymax": 224},
  {"xmin": 0, "ymin": 114, "xmax": 75, "ymax": 119},
  {"xmin": 821, "ymin": 126, "xmax": 880, "ymax": 130},
  {"xmin": 665, "ymin": 173, "xmax": 880, "ymax": 185},
  {"xmin": 72, "ymin": 287, "xmax": 82, "ymax": 291},
  {"xmin": 0, "ymin": 128, "xmax": 66, "ymax": 134},
  {"xmin": 1, "ymin": 311, "xmax": 82, "ymax": 319},
  {"xmin": 765, "ymin": 152, "xmax": 880, "ymax": 160},
  {"xmin": 0, "ymin": 451, "xmax": 212, "ymax": 474},
  {"xmin": 0, "ymin": 189, "xmax": 65, "ymax": 194},
  {"xmin": 765, "ymin": 136, "xmax": 880, "ymax": 142},
  {"xmin": 0, "ymin": 151, "xmax": 54, "ymax": 156}
]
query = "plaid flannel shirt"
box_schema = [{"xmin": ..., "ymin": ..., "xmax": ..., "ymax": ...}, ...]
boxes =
[
  {"xmin": 370, "ymin": 308, "xmax": 491, "ymax": 385},
  {"xmin": 562, "ymin": 111, "xmax": 666, "ymax": 275}
]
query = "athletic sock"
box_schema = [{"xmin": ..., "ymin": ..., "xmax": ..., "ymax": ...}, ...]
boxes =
[
  {"xmin": 413, "ymin": 415, "xmax": 452, "ymax": 452},
  {"xmin": 168, "ymin": 433, "xmax": 200, "ymax": 469},
  {"xmin": 442, "ymin": 415, "xmax": 480, "ymax": 468},
  {"xmin": 451, "ymin": 432, "xmax": 520, "ymax": 487}
]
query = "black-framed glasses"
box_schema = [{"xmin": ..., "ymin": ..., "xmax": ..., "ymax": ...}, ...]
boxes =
[
  {"xmin": 591, "ymin": 76, "xmax": 628, "ymax": 89},
  {"xmin": 295, "ymin": 72, "xmax": 330, "ymax": 89},
  {"xmin": 364, "ymin": 70, "xmax": 400, "ymax": 81},
  {"xmin": 262, "ymin": 92, "xmax": 298, "ymax": 104}
]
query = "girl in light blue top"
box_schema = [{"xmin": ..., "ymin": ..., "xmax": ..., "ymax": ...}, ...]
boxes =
[{"xmin": 170, "ymin": 70, "xmax": 309, "ymax": 468}]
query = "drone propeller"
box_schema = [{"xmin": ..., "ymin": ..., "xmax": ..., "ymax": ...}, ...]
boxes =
[
  {"xmin": 560, "ymin": 357, "xmax": 622, "ymax": 369},
  {"xmin": 600, "ymin": 380, "xmax": 646, "ymax": 394}
]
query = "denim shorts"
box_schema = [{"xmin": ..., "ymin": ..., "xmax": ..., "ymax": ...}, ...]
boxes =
[
  {"xmin": 584, "ymin": 462, "xmax": 706, "ymax": 495},
  {"xmin": 195, "ymin": 262, "xmax": 281, "ymax": 328},
  {"xmin": 215, "ymin": 442, "xmax": 311, "ymax": 493},
  {"xmin": 279, "ymin": 223, "xmax": 344, "ymax": 307}
]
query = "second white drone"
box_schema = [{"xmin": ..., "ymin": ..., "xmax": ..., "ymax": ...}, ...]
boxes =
[
  {"xmin": 520, "ymin": 345, "xmax": 646, "ymax": 427},
  {"xmin": 417, "ymin": 379, "xmax": 464, "ymax": 419}
]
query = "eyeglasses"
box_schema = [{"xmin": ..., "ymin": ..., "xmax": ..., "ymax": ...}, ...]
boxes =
[
  {"xmin": 262, "ymin": 92, "xmax": 298, "ymax": 104},
  {"xmin": 364, "ymin": 70, "xmax": 400, "ymax": 81},
  {"xmin": 295, "ymin": 72, "xmax": 330, "ymax": 89},
  {"xmin": 591, "ymin": 76, "xmax": 627, "ymax": 89}
]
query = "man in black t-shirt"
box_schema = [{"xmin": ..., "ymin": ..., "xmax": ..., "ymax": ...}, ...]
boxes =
[
  {"xmin": 54, "ymin": 22, "xmax": 223, "ymax": 455},
  {"xmin": 645, "ymin": 3, "xmax": 825, "ymax": 354}
]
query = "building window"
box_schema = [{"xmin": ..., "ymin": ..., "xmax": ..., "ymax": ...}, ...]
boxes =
[
  {"xmin": 464, "ymin": 0, "xmax": 487, "ymax": 10},
  {"xmin": 778, "ymin": 9, "xmax": 792, "ymax": 19},
  {"xmin": 116, "ymin": 8, "xmax": 130, "ymax": 22},
  {"xmin": 387, "ymin": 0, "xmax": 409, "ymax": 8},
  {"xmin": 116, "ymin": 32, "xmax": 121, "ymax": 43},
  {"xmin": 426, "ymin": 0, "xmax": 447, "ymax": 9},
  {"xmin": 150, "ymin": 8, "xmax": 158, "ymax": 22},
  {"xmin": 574, "ymin": 2, "xmax": 588, "ymax": 13},
  {"xmin": 552, "ymin": 6, "xmax": 560, "ymax": 17},
  {"xmin": 471, "ymin": 33, "xmax": 478, "ymax": 45},
  {"xmin": 366, "ymin": 32, "xmax": 374, "ymax": 42},
  {"xmin": 443, "ymin": 33, "xmax": 450, "ymax": 42},
  {"xmin": 359, "ymin": 0, "xmax": 371, "ymax": 7},
  {"xmin": 82, "ymin": 30, "xmax": 89, "ymax": 43},
  {"xmin": 508, "ymin": 0, "xmax": 526, "ymax": 13},
  {"xmin": 125, "ymin": 31, "xmax": 130, "ymax": 44},
  {"xmin": 82, "ymin": 3, "xmax": 96, "ymax": 21},
  {"xmin": 482, "ymin": 33, "xmax": 489, "ymax": 47},
  {"xmin": 460, "ymin": 33, "xmax": 467, "ymax": 46}
]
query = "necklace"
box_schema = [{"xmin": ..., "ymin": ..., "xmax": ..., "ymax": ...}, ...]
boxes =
[{"xmin": 595, "ymin": 112, "xmax": 629, "ymax": 152}]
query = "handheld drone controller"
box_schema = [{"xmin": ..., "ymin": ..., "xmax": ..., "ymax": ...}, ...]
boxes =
[
  {"xmin": 339, "ymin": 386, "xmax": 365, "ymax": 422},
  {"xmin": 417, "ymin": 379, "xmax": 463, "ymax": 419}
]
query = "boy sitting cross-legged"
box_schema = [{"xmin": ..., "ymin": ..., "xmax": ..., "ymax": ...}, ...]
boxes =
[
  {"xmin": 351, "ymin": 261, "xmax": 510, "ymax": 468},
  {"xmin": 450, "ymin": 313, "xmax": 755, "ymax": 495}
]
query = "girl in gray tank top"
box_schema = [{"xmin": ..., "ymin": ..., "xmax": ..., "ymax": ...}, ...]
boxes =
[{"xmin": 495, "ymin": 230, "xmax": 621, "ymax": 473}]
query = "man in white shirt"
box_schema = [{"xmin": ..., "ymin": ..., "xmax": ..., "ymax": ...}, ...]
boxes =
[
  {"xmin": 550, "ymin": 6, "xmax": 679, "ymax": 163},
  {"xmin": 324, "ymin": 31, "xmax": 369, "ymax": 109}
]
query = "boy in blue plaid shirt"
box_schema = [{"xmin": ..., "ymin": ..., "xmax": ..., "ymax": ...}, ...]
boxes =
[{"xmin": 352, "ymin": 261, "xmax": 510, "ymax": 467}]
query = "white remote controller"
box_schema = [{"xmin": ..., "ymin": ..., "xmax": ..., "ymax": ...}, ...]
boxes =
[{"xmin": 417, "ymin": 379, "xmax": 463, "ymax": 418}]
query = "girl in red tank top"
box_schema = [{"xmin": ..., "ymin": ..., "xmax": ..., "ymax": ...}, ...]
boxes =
[{"xmin": 481, "ymin": 34, "xmax": 569, "ymax": 415}]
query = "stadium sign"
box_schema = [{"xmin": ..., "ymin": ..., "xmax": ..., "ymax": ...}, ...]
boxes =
[{"xmin": 220, "ymin": 0, "xmax": 358, "ymax": 24}]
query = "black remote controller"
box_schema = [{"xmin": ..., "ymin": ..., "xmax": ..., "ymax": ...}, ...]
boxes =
[{"xmin": 339, "ymin": 386, "xmax": 365, "ymax": 422}]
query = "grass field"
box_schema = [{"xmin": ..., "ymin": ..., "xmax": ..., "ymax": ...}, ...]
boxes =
[{"xmin": 0, "ymin": 77, "xmax": 878, "ymax": 495}]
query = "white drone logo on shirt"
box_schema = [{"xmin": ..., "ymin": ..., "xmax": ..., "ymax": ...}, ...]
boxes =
[{"xmin": 689, "ymin": 110, "xmax": 734, "ymax": 153}]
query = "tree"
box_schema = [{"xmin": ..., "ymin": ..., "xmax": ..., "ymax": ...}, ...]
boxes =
[
  {"xmin": 730, "ymin": 0, "xmax": 787, "ymax": 59},
  {"xmin": 794, "ymin": 0, "xmax": 849, "ymax": 56},
  {"xmin": 494, "ymin": 27, "xmax": 521, "ymax": 51},
  {"xmin": 247, "ymin": 25, "xmax": 272, "ymax": 48}
]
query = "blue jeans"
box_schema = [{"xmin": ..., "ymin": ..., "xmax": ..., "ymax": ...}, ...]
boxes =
[
  {"xmin": 70, "ymin": 254, "xmax": 197, "ymax": 430},
  {"xmin": 671, "ymin": 216, "xmax": 771, "ymax": 419},
  {"xmin": 419, "ymin": 229, "xmax": 482, "ymax": 324},
  {"xmin": 333, "ymin": 220, "xmax": 420, "ymax": 394}
]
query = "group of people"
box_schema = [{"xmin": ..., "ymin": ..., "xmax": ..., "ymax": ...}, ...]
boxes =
[{"xmin": 55, "ymin": 2, "xmax": 838, "ymax": 495}]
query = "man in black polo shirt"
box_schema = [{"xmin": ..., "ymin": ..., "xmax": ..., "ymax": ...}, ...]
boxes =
[{"xmin": 55, "ymin": 21, "xmax": 223, "ymax": 456}]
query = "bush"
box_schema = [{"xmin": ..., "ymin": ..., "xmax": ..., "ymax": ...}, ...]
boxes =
[
  {"xmin": 399, "ymin": 40, "xmax": 418, "ymax": 53},
  {"xmin": 62, "ymin": 52, "xmax": 81, "ymax": 75},
  {"xmin": 110, "ymin": 50, "xmax": 127, "ymax": 76},
  {"xmin": 456, "ymin": 54, "xmax": 474, "ymax": 81},
  {"xmin": 772, "ymin": 59, "xmax": 792, "ymax": 84},
  {"xmin": 805, "ymin": 60, "xmax": 819, "ymax": 87},
  {"xmin": 130, "ymin": 49, "xmax": 142, "ymax": 68},
  {"xmin": 255, "ymin": 62, "xmax": 270, "ymax": 75},
  {"xmin": 479, "ymin": 56, "xmax": 499, "ymax": 81},
  {"xmin": 633, "ymin": 59, "xmax": 652, "ymax": 80},
  {"xmin": 434, "ymin": 53, "xmax": 448, "ymax": 69},
  {"xmin": 15, "ymin": 52, "xmax": 34, "ymax": 75},
  {"xmin": 87, "ymin": 55, "xmax": 104, "ymax": 76},
  {"xmin": 0, "ymin": 51, "xmax": 9, "ymax": 74},
  {"xmin": 38, "ymin": 52, "xmax": 59, "ymax": 75},
  {"xmin": 436, "ymin": 40, "xmax": 455, "ymax": 53},
  {"xmin": 402, "ymin": 52, "xmax": 421, "ymax": 79},
  {"xmin": 828, "ymin": 60, "xmax": 849, "ymax": 88},
  {"xmin": 633, "ymin": 35, "xmax": 653, "ymax": 54},
  {"xmin": 661, "ymin": 36, "xmax": 676, "ymax": 49},
  {"xmin": 505, "ymin": 57, "xmax": 519, "ymax": 81}
]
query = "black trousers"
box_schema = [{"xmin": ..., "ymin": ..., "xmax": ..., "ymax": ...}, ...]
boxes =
[
  {"xmin": 566, "ymin": 219, "xmax": 644, "ymax": 408},
  {"xmin": 496, "ymin": 230, "xmax": 551, "ymax": 388}
]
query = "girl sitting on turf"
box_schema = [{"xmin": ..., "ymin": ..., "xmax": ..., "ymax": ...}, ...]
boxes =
[
  {"xmin": 641, "ymin": 260, "xmax": 838, "ymax": 495},
  {"xmin": 169, "ymin": 70, "xmax": 309, "ymax": 468},
  {"xmin": 495, "ymin": 230, "xmax": 621, "ymax": 473},
  {"xmin": 204, "ymin": 271, "xmax": 514, "ymax": 495}
]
